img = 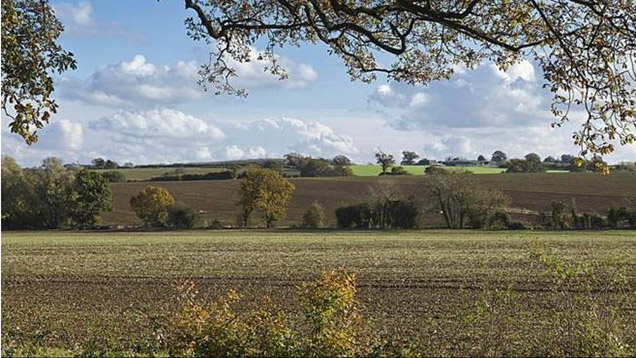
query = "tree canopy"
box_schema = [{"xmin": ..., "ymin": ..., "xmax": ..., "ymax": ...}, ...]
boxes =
[
  {"xmin": 1, "ymin": 0, "xmax": 77, "ymax": 144},
  {"xmin": 130, "ymin": 185, "xmax": 176, "ymax": 228},
  {"xmin": 237, "ymin": 167, "xmax": 295, "ymax": 228},
  {"xmin": 183, "ymin": 0, "xmax": 636, "ymax": 167}
]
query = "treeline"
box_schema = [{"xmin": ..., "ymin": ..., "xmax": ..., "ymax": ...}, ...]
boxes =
[
  {"xmin": 1, "ymin": 156, "xmax": 112, "ymax": 229},
  {"xmin": 283, "ymin": 153, "xmax": 353, "ymax": 177},
  {"xmin": 540, "ymin": 199, "xmax": 636, "ymax": 230},
  {"xmin": 374, "ymin": 149, "xmax": 635, "ymax": 175},
  {"xmin": 148, "ymin": 170, "xmax": 237, "ymax": 182}
]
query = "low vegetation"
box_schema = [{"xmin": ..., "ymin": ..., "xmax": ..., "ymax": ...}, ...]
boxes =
[{"xmin": 2, "ymin": 231, "xmax": 635, "ymax": 357}]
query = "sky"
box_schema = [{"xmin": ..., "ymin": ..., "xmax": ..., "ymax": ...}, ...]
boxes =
[{"xmin": 2, "ymin": 0, "xmax": 635, "ymax": 167}]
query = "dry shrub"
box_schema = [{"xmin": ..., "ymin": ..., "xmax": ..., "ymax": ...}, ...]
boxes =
[{"xmin": 160, "ymin": 270, "xmax": 418, "ymax": 358}]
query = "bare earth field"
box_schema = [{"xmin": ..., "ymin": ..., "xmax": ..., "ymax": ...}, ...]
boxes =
[
  {"xmin": 2, "ymin": 230, "xmax": 635, "ymax": 355},
  {"xmin": 103, "ymin": 172, "xmax": 636, "ymax": 227}
]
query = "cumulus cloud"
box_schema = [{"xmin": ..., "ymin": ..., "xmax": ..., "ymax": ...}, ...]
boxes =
[
  {"xmin": 1, "ymin": 118, "xmax": 86, "ymax": 165},
  {"xmin": 223, "ymin": 117, "xmax": 358, "ymax": 158},
  {"xmin": 26, "ymin": 119, "xmax": 84, "ymax": 152},
  {"xmin": 228, "ymin": 47, "xmax": 319, "ymax": 89},
  {"xmin": 61, "ymin": 55, "xmax": 204, "ymax": 106},
  {"xmin": 89, "ymin": 108, "xmax": 225, "ymax": 140},
  {"xmin": 75, "ymin": 109, "xmax": 225, "ymax": 164},
  {"xmin": 2, "ymin": 106, "xmax": 360, "ymax": 166},
  {"xmin": 222, "ymin": 145, "xmax": 268, "ymax": 160},
  {"xmin": 369, "ymin": 59, "xmax": 551, "ymax": 131},
  {"xmin": 52, "ymin": 1, "xmax": 141, "ymax": 41},
  {"xmin": 62, "ymin": 52, "xmax": 319, "ymax": 107}
]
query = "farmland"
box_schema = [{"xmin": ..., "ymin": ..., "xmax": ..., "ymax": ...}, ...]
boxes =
[
  {"xmin": 350, "ymin": 164, "xmax": 508, "ymax": 176},
  {"xmin": 103, "ymin": 172, "xmax": 636, "ymax": 227},
  {"xmin": 2, "ymin": 230, "xmax": 635, "ymax": 356},
  {"xmin": 94, "ymin": 163, "xmax": 557, "ymax": 182},
  {"xmin": 93, "ymin": 167, "xmax": 227, "ymax": 181}
]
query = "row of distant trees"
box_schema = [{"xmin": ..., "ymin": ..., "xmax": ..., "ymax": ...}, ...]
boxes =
[
  {"xmin": 1, "ymin": 156, "xmax": 113, "ymax": 229},
  {"xmin": 372, "ymin": 149, "xmax": 626, "ymax": 175}
]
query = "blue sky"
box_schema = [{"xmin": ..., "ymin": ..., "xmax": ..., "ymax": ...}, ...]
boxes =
[{"xmin": 3, "ymin": 0, "xmax": 635, "ymax": 166}]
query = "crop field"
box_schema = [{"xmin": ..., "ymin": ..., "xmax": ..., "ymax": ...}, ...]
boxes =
[
  {"xmin": 2, "ymin": 230, "xmax": 635, "ymax": 356},
  {"xmin": 350, "ymin": 164, "xmax": 509, "ymax": 176},
  {"xmin": 103, "ymin": 172, "xmax": 636, "ymax": 227},
  {"xmin": 93, "ymin": 167, "xmax": 227, "ymax": 181}
]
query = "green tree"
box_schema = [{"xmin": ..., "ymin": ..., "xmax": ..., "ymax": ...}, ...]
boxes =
[
  {"xmin": 30, "ymin": 157, "xmax": 76, "ymax": 229},
  {"xmin": 237, "ymin": 167, "xmax": 295, "ymax": 228},
  {"xmin": 1, "ymin": 155, "xmax": 36, "ymax": 228},
  {"xmin": 167, "ymin": 204, "xmax": 198, "ymax": 229},
  {"xmin": 302, "ymin": 201, "xmax": 326, "ymax": 229},
  {"xmin": 375, "ymin": 151, "xmax": 395, "ymax": 175},
  {"xmin": 182, "ymin": 0, "xmax": 635, "ymax": 162},
  {"xmin": 2, "ymin": 0, "xmax": 77, "ymax": 144},
  {"xmin": 263, "ymin": 160, "xmax": 283, "ymax": 172},
  {"xmin": 544, "ymin": 156, "xmax": 557, "ymax": 164},
  {"xmin": 71, "ymin": 169, "xmax": 113, "ymax": 229},
  {"xmin": 491, "ymin": 151, "xmax": 508, "ymax": 164},
  {"xmin": 300, "ymin": 158, "xmax": 333, "ymax": 177},
  {"xmin": 332, "ymin": 155, "xmax": 352, "ymax": 167},
  {"xmin": 525, "ymin": 153, "xmax": 545, "ymax": 172},
  {"xmin": 560, "ymin": 154, "xmax": 576, "ymax": 164},
  {"xmin": 401, "ymin": 151, "xmax": 419, "ymax": 165},
  {"xmin": 129, "ymin": 185, "xmax": 175, "ymax": 227}
]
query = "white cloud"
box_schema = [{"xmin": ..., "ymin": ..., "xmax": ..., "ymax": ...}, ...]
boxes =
[
  {"xmin": 224, "ymin": 145, "xmax": 245, "ymax": 160},
  {"xmin": 370, "ymin": 60, "xmax": 550, "ymax": 130},
  {"xmin": 222, "ymin": 145, "xmax": 268, "ymax": 160},
  {"xmin": 61, "ymin": 55, "xmax": 204, "ymax": 106},
  {"xmin": 62, "ymin": 53, "xmax": 318, "ymax": 107},
  {"xmin": 227, "ymin": 47, "xmax": 319, "ymax": 89},
  {"xmin": 37, "ymin": 119, "xmax": 84, "ymax": 151},
  {"xmin": 491, "ymin": 60, "xmax": 536, "ymax": 83},
  {"xmin": 52, "ymin": 1, "xmax": 141, "ymax": 41},
  {"xmin": 90, "ymin": 108, "xmax": 225, "ymax": 140},
  {"xmin": 369, "ymin": 84, "xmax": 409, "ymax": 107},
  {"xmin": 53, "ymin": 1, "xmax": 93, "ymax": 27},
  {"xmin": 409, "ymin": 92, "xmax": 428, "ymax": 107},
  {"xmin": 223, "ymin": 117, "xmax": 358, "ymax": 158}
]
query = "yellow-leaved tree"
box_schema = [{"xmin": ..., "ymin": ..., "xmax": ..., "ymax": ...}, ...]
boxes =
[
  {"xmin": 237, "ymin": 167, "xmax": 295, "ymax": 228},
  {"xmin": 129, "ymin": 185, "xmax": 175, "ymax": 228}
]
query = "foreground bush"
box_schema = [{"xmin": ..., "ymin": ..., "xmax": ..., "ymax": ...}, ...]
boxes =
[{"xmin": 158, "ymin": 270, "xmax": 418, "ymax": 358}]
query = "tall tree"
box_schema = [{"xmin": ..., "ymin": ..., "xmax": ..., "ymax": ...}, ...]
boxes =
[
  {"xmin": 71, "ymin": 169, "xmax": 113, "ymax": 229},
  {"xmin": 30, "ymin": 157, "xmax": 76, "ymax": 229},
  {"xmin": 401, "ymin": 151, "xmax": 420, "ymax": 165},
  {"xmin": 491, "ymin": 151, "xmax": 508, "ymax": 164},
  {"xmin": 375, "ymin": 151, "xmax": 395, "ymax": 175},
  {"xmin": 332, "ymin": 155, "xmax": 352, "ymax": 167},
  {"xmin": 237, "ymin": 167, "xmax": 295, "ymax": 228},
  {"xmin": 426, "ymin": 171, "xmax": 508, "ymax": 229},
  {"xmin": 2, "ymin": 0, "xmax": 77, "ymax": 144},
  {"xmin": 182, "ymin": 0, "xmax": 636, "ymax": 164},
  {"xmin": 1, "ymin": 156, "xmax": 36, "ymax": 228},
  {"xmin": 524, "ymin": 152, "xmax": 545, "ymax": 172}
]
